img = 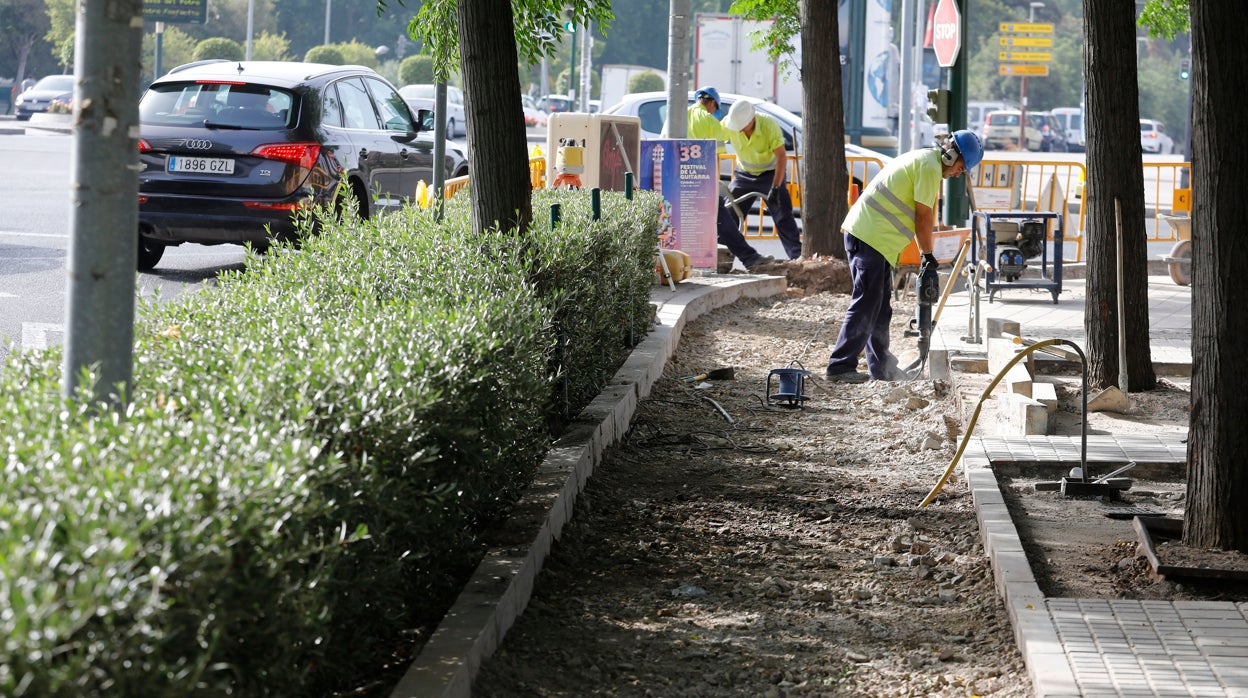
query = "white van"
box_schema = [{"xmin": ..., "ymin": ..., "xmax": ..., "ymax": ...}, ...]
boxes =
[
  {"xmin": 1051, "ymin": 107, "xmax": 1085, "ymax": 152},
  {"xmin": 967, "ymin": 100, "xmax": 1017, "ymax": 138}
]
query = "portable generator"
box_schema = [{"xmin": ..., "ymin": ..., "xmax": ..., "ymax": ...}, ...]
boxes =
[
  {"xmin": 971, "ymin": 210, "xmax": 1065, "ymax": 304},
  {"xmin": 992, "ymin": 218, "xmax": 1046, "ymax": 282}
]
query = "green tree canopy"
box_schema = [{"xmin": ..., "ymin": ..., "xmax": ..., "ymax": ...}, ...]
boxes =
[
  {"xmin": 304, "ymin": 45, "xmax": 346, "ymax": 65},
  {"xmin": 627, "ymin": 70, "xmax": 664, "ymax": 94},
  {"xmin": 332, "ymin": 39, "xmax": 380, "ymax": 69},
  {"xmin": 143, "ymin": 26, "xmax": 197, "ymax": 80},
  {"xmin": 193, "ymin": 37, "xmax": 245, "ymax": 62},
  {"xmin": 400, "ymin": 55, "xmax": 435, "ymax": 85},
  {"xmin": 251, "ymin": 31, "xmax": 293, "ymax": 62}
]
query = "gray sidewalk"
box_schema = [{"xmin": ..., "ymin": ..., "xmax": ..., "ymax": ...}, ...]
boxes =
[{"xmin": 933, "ymin": 272, "xmax": 1248, "ymax": 697}]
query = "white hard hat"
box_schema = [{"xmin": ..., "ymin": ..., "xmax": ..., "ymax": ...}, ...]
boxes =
[{"xmin": 723, "ymin": 99, "xmax": 757, "ymax": 131}]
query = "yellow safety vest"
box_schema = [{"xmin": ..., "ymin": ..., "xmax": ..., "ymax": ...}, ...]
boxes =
[
  {"xmin": 726, "ymin": 114, "xmax": 783, "ymax": 175},
  {"xmin": 687, "ymin": 105, "xmax": 728, "ymax": 153},
  {"xmin": 843, "ymin": 148, "xmax": 942, "ymax": 267}
]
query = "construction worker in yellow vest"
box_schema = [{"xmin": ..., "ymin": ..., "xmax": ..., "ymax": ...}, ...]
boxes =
[
  {"xmin": 686, "ymin": 87, "xmax": 728, "ymax": 154},
  {"xmin": 664, "ymin": 87, "xmax": 774, "ymax": 270},
  {"xmin": 720, "ymin": 99, "xmax": 802, "ymax": 260},
  {"xmin": 824, "ymin": 129, "xmax": 984, "ymax": 383}
]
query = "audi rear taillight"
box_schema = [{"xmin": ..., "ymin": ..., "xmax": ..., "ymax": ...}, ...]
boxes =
[
  {"xmin": 138, "ymin": 139, "xmax": 152, "ymax": 153},
  {"xmin": 252, "ymin": 142, "xmax": 320, "ymax": 170},
  {"xmin": 244, "ymin": 201, "xmax": 304, "ymax": 211}
]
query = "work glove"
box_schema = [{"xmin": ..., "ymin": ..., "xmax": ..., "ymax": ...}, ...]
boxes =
[
  {"xmin": 768, "ymin": 184, "xmax": 783, "ymax": 201},
  {"xmin": 921, "ymin": 252, "xmax": 939, "ymax": 271}
]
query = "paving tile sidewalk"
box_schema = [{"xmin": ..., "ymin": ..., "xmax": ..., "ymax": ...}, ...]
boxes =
[{"xmin": 934, "ymin": 273, "xmax": 1248, "ymax": 697}]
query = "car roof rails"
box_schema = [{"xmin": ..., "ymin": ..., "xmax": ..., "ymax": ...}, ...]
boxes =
[{"xmin": 166, "ymin": 59, "xmax": 232, "ymax": 75}]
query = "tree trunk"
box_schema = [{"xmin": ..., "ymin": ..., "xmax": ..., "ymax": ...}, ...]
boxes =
[
  {"xmin": 1080, "ymin": 0, "xmax": 1155, "ymax": 391},
  {"xmin": 1184, "ymin": 0, "xmax": 1248, "ymax": 552},
  {"xmin": 799, "ymin": 0, "xmax": 848, "ymax": 259},
  {"xmin": 456, "ymin": 0, "xmax": 532, "ymax": 235}
]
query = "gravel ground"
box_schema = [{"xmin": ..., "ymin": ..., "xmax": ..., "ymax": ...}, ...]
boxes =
[{"xmin": 473, "ymin": 288, "xmax": 1032, "ymax": 697}]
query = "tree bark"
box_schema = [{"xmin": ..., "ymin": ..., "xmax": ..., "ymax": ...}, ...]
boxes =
[
  {"xmin": 1080, "ymin": 0, "xmax": 1155, "ymax": 391},
  {"xmin": 799, "ymin": 0, "xmax": 848, "ymax": 259},
  {"xmin": 456, "ymin": 0, "xmax": 532, "ymax": 235},
  {"xmin": 1184, "ymin": 0, "xmax": 1248, "ymax": 552}
]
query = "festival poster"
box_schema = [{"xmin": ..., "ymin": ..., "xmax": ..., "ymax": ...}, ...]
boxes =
[{"xmin": 639, "ymin": 139, "xmax": 718, "ymax": 269}]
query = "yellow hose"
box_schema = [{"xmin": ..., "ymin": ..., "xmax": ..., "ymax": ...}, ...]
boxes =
[{"xmin": 919, "ymin": 338, "xmax": 1066, "ymax": 507}]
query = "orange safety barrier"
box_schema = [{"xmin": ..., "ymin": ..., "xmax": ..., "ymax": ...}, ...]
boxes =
[{"xmin": 737, "ymin": 153, "xmax": 887, "ymax": 240}]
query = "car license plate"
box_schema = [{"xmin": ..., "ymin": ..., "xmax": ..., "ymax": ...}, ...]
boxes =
[{"xmin": 168, "ymin": 156, "xmax": 235, "ymax": 174}]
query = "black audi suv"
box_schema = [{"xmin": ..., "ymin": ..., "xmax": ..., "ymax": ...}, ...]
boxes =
[{"xmin": 137, "ymin": 60, "xmax": 468, "ymax": 270}]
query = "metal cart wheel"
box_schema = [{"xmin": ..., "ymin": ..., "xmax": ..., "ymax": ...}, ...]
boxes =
[{"xmin": 1167, "ymin": 239, "xmax": 1192, "ymax": 287}]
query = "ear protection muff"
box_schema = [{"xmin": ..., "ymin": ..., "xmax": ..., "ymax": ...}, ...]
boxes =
[{"xmin": 940, "ymin": 143, "xmax": 959, "ymax": 166}]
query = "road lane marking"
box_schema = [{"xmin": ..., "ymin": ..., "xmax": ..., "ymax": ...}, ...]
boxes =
[
  {"xmin": 21, "ymin": 323, "xmax": 64, "ymax": 350},
  {"xmin": 0, "ymin": 231, "xmax": 68, "ymax": 239}
]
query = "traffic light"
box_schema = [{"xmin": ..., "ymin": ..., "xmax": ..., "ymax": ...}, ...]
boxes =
[
  {"xmin": 1179, "ymin": 58, "xmax": 1191, "ymax": 80},
  {"xmin": 564, "ymin": 9, "xmax": 576, "ymax": 32},
  {"xmin": 926, "ymin": 88, "xmax": 949, "ymax": 124}
]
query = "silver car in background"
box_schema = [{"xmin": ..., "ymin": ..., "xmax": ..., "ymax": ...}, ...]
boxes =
[{"xmin": 601, "ymin": 91, "xmax": 892, "ymax": 192}]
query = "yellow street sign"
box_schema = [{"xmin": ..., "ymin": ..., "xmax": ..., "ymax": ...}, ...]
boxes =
[
  {"xmin": 999, "ymin": 64, "xmax": 1050, "ymax": 76},
  {"xmin": 999, "ymin": 22, "xmax": 1054, "ymax": 33},
  {"xmin": 999, "ymin": 36, "xmax": 1052, "ymax": 47},
  {"xmin": 998, "ymin": 51, "xmax": 1053, "ymax": 62}
]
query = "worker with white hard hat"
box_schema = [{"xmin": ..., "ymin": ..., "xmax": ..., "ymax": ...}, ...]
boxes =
[
  {"xmin": 721, "ymin": 99, "xmax": 802, "ymax": 260},
  {"xmin": 824, "ymin": 129, "xmax": 984, "ymax": 383},
  {"xmin": 662, "ymin": 89, "xmax": 774, "ymax": 271}
]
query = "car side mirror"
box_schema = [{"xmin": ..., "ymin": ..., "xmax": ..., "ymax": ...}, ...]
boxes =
[{"xmin": 416, "ymin": 108, "xmax": 434, "ymax": 132}]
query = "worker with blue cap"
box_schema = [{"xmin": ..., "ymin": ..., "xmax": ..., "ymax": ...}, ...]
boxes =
[
  {"xmin": 824, "ymin": 129, "xmax": 984, "ymax": 383},
  {"xmin": 665, "ymin": 86, "xmax": 773, "ymax": 270},
  {"xmin": 688, "ymin": 86, "xmax": 727, "ymax": 151}
]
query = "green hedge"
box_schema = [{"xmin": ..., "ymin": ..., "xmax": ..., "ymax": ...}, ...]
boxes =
[{"xmin": 0, "ymin": 187, "xmax": 660, "ymax": 696}]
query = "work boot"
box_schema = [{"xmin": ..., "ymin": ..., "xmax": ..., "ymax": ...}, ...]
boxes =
[
  {"xmin": 745, "ymin": 254, "xmax": 775, "ymax": 272},
  {"xmin": 825, "ymin": 368, "xmax": 869, "ymax": 384}
]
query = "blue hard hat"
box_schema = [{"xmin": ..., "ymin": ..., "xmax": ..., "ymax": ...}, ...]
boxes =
[
  {"xmin": 951, "ymin": 129, "xmax": 983, "ymax": 170},
  {"xmin": 694, "ymin": 86, "xmax": 721, "ymax": 106}
]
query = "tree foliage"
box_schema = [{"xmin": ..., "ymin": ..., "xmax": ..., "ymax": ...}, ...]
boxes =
[
  {"xmin": 628, "ymin": 70, "xmax": 664, "ymax": 94},
  {"xmin": 331, "ymin": 39, "xmax": 381, "ymax": 69},
  {"xmin": 0, "ymin": 0, "xmax": 50, "ymax": 83},
  {"xmin": 142, "ymin": 26, "xmax": 197, "ymax": 79},
  {"xmin": 193, "ymin": 37, "xmax": 245, "ymax": 62},
  {"xmin": 251, "ymin": 31, "xmax": 293, "ymax": 62},
  {"xmin": 1138, "ymin": 0, "xmax": 1190, "ymax": 40},
  {"xmin": 400, "ymin": 0, "xmax": 613, "ymax": 83},
  {"xmin": 728, "ymin": 0, "xmax": 798, "ymax": 68},
  {"xmin": 400, "ymin": 55, "xmax": 435, "ymax": 85},
  {"xmin": 304, "ymin": 45, "xmax": 346, "ymax": 65}
]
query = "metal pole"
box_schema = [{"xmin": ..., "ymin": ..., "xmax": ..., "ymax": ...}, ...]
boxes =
[
  {"xmin": 324, "ymin": 0, "xmax": 331, "ymax": 45},
  {"xmin": 246, "ymin": 0, "xmax": 255, "ymax": 60},
  {"xmin": 568, "ymin": 24, "xmax": 577, "ymax": 104},
  {"xmin": 433, "ymin": 82, "xmax": 447, "ymax": 220},
  {"xmin": 579, "ymin": 20, "xmax": 593, "ymax": 112},
  {"xmin": 154, "ymin": 22, "xmax": 164, "ymax": 79},
  {"xmin": 898, "ymin": 0, "xmax": 915, "ymax": 152},
  {"xmin": 665, "ymin": 0, "xmax": 691, "ymax": 138},
  {"xmin": 941, "ymin": 0, "xmax": 969, "ymax": 225},
  {"xmin": 64, "ymin": 0, "xmax": 144, "ymax": 405}
]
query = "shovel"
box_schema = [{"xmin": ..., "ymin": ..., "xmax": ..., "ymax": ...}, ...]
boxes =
[{"xmin": 681, "ymin": 367, "xmax": 736, "ymax": 383}]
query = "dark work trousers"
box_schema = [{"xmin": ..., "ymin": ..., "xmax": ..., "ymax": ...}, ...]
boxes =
[
  {"xmin": 715, "ymin": 195, "xmax": 766, "ymax": 267},
  {"xmin": 728, "ymin": 169, "xmax": 802, "ymax": 259},
  {"xmin": 826, "ymin": 232, "xmax": 899, "ymax": 379}
]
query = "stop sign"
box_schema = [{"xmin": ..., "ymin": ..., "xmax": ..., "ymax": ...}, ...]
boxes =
[{"xmin": 932, "ymin": 0, "xmax": 962, "ymax": 67}]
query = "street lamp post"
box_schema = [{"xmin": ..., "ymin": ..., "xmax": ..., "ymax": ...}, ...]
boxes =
[
  {"xmin": 1020, "ymin": 1, "xmax": 1044, "ymax": 149},
  {"xmin": 324, "ymin": 0, "xmax": 331, "ymax": 45}
]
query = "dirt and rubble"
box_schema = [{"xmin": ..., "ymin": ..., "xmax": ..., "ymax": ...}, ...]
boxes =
[{"xmin": 471, "ymin": 259, "xmax": 1199, "ymax": 697}]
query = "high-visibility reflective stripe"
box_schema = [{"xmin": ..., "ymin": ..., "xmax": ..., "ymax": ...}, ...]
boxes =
[
  {"xmin": 736, "ymin": 154, "xmax": 777, "ymax": 174},
  {"xmin": 862, "ymin": 182, "xmax": 917, "ymax": 241}
]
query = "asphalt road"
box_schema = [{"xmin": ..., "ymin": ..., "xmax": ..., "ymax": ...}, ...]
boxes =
[{"xmin": 0, "ymin": 131, "xmax": 249, "ymax": 363}]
